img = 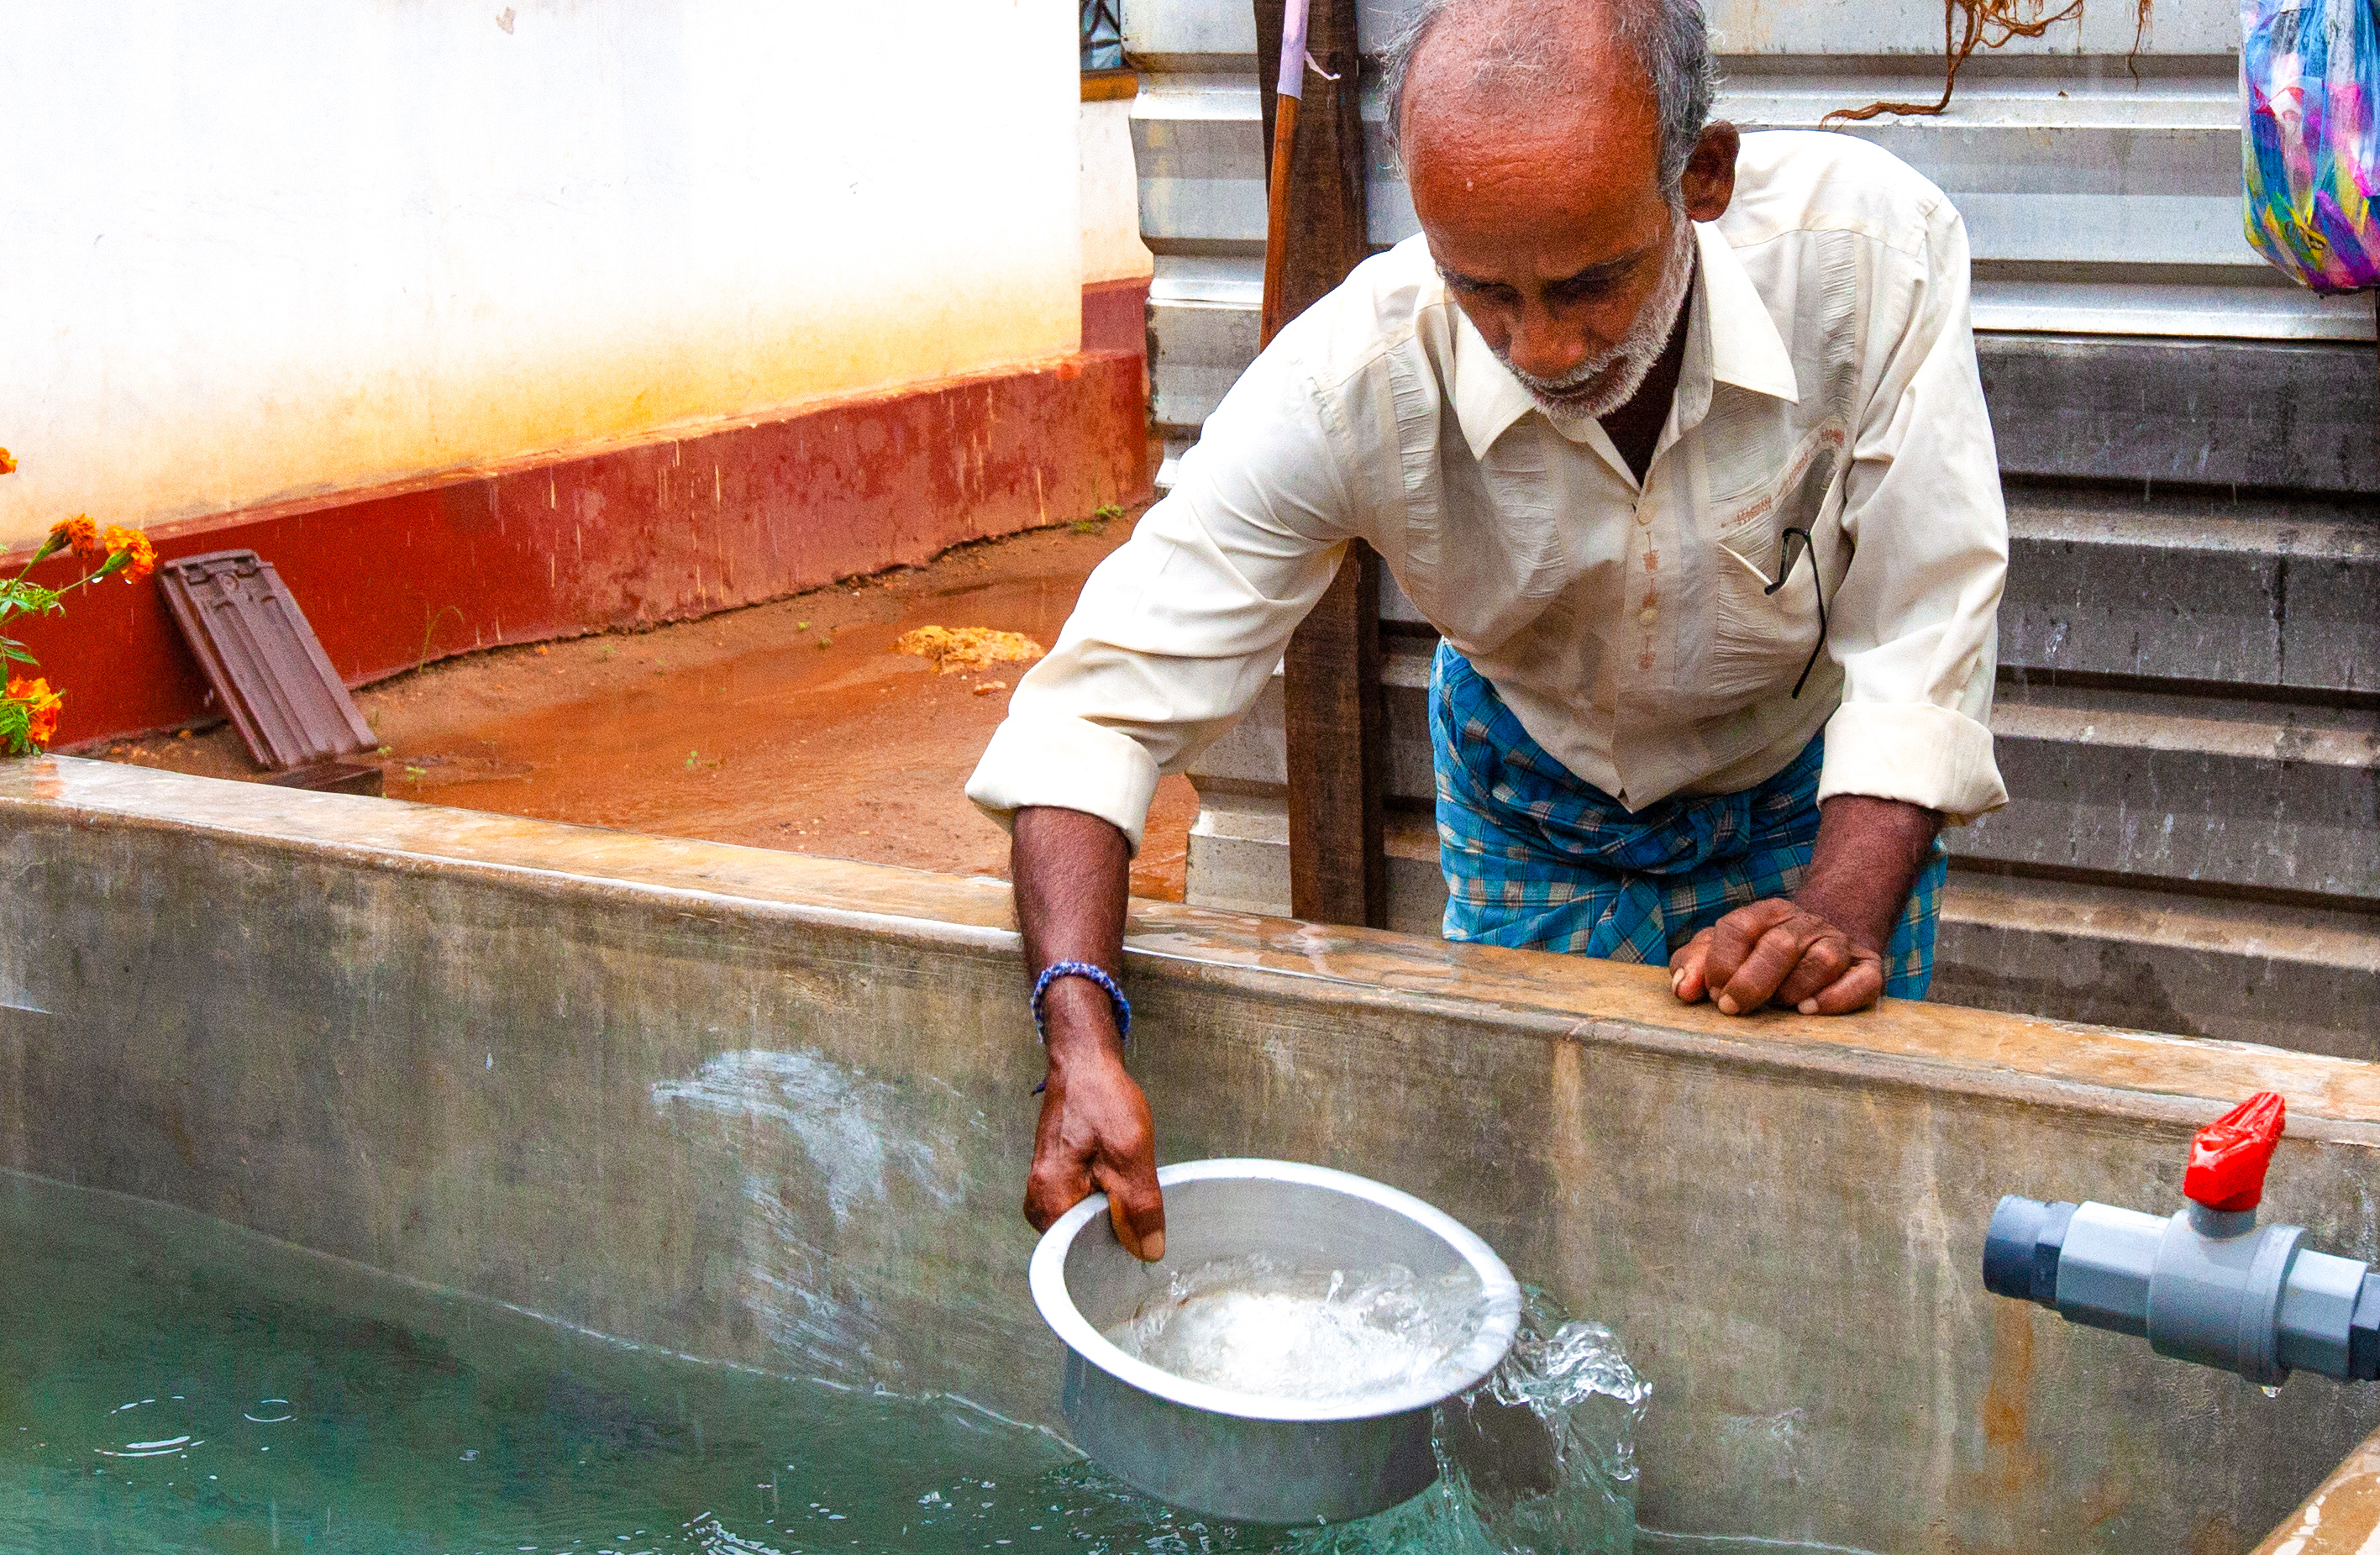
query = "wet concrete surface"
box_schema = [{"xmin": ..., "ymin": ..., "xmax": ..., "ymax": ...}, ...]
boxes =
[{"xmin": 85, "ymin": 510, "xmax": 1199, "ymax": 901}]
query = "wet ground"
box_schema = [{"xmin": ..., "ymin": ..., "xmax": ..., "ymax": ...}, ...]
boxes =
[{"xmin": 89, "ymin": 509, "xmax": 1201, "ymax": 901}]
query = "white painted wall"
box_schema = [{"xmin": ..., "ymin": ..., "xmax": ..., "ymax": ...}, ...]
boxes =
[
  {"xmin": 1080, "ymin": 97, "xmax": 1154, "ymax": 287},
  {"xmin": 0, "ymin": 2, "xmax": 1084, "ymax": 546}
]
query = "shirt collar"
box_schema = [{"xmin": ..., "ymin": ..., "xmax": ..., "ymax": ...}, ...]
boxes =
[
  {"xmin": 1694, "ymin": 219, "xmax": 1799, "ymax": 405},
  {"xmin": 1444, "ymin": 219, "xmax": 1799, "ymax": 464}
]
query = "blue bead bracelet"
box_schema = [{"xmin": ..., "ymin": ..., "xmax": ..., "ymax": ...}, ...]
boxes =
[{"xmin": 1032, "ymin": 959, "xmax": 1132, "ymax": 1044}]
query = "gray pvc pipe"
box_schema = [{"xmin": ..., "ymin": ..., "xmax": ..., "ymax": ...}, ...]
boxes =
[{"xmin": 1986, "ymin": 1194, "xmax": 2380, "ymax": 1386}]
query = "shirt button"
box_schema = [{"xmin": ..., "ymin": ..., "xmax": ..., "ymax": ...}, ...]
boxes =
[{"xmin": 1638, "ymin": 607, "xmax": 1659, "ymax": 626}]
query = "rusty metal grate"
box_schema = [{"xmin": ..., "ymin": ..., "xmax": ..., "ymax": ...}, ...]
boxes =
[{"xmin": 157, "ymin": 549, "xmax": 379, "ymax": 786}]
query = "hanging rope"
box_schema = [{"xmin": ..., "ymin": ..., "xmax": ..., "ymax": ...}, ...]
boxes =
[{"xmin": 1825, "ymin": 0, "xmax": 2151, "ymax": 124}]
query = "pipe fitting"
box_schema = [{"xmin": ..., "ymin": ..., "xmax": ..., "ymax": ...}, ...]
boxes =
[{"xmin": 1983, "ymin": 1092, "xmax": 2380, "ymax": 1387}]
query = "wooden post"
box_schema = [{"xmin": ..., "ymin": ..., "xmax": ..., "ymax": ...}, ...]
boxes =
[
  {"xmin": 1253, "ymin": 0, "xmax": 1368, "ymax": 317},
  {"xmin": 1253, "ymin": 0, "xmax": 1387, "ymax": 927}
]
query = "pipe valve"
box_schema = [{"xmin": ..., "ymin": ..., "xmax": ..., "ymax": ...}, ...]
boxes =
[{"xmin": 1983, "ymin": 1092, "xmax": 2380, "ymax": 1386}]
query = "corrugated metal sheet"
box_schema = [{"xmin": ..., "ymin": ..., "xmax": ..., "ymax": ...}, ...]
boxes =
[{"xmin": 1126, "ymin": 0, "xmax": 2375, "ymax": 465}]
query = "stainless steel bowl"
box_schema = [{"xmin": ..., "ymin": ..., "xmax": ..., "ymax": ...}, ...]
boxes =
[{"xmin": 1029, "ymin": 1158, "xmax": 1521, "ymax": 1525}]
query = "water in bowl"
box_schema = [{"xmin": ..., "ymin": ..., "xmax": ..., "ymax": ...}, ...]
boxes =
[{"xmin": 1101, "ymin": 1255, "xmax": 1486, "ymax": 1402}]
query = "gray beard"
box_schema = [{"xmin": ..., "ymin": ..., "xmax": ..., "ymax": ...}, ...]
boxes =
[{"xmin": 1500, "ymin": 215, "xmax": 1697, "ymax": 423}]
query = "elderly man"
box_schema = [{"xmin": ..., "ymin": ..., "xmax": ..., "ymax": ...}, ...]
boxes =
[{"xmin": 967, "ymin": 0, "xmax": 2007, "ymax": 1257}]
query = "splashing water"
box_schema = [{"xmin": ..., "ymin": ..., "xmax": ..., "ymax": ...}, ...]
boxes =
[
  {"xmin": 1104, "ymin": 1256, "xmax": 1489, "ymax": 1402},
  {"xmin": 1286, "ymin": 1288, "xmax": 1650, "ymax": 1555},
  {"xmin": 1437, "ymin": 1290, "xmax": 1652, "ymax": 1555}
]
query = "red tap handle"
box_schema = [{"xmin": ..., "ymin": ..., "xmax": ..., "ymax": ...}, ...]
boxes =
[{"xmin": 2184, "ymin": 1091, "xmax": 2287, "ymax": 1211}]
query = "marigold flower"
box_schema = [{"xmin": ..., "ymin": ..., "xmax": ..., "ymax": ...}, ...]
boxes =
[
  {"xmin": 0, "ymin": 448, "xmax": 17, "ymax": 475},
  {"xmin": 50, "ymin": 514, "xmax": 101, "ymax": 563},
  {"xmin": 100, "ymin": 525, "xmax": 155, "ymax": 584},
  {"xmin": 5, "ymin": 675, "xmax": 62, "ymax": 750}
]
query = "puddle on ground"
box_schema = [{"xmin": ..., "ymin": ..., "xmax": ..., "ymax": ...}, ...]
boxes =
[{"xmin": 87, "ymin": 516, "xmax": 1199, "ymax": 899}]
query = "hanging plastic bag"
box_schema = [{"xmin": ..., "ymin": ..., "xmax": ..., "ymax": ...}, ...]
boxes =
[{"xmin": 2241, "ymin": 0, "xmax": 2380, "ymax": 292}]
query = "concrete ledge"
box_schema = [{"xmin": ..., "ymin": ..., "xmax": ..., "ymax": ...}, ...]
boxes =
[
  {"xmin": 1961, "ymin": 693, "xmax": 2380, "ymax": 901},
  {"xmin": 7, "ymin": 756, "xmax": 2380, "ymax": 1551},
  {"xmin": 3, "ymin": 350, "xmax": 1149, "ymax": 747},
  {"xmin": 2252, "ymin": 1423, "xmax": 2380, "ymax": 1553},
  {"xmin": 1980, "ymin": 334, "xmax": 2380, "ymax": 496},
  {"xmin": 2002, "ymin": 489, "xmax": 2380, "ymax": 691},
  {"xmin": 1155, "ymin": 312, "xmax": 2380, "ymax": 497},
  {"xmin": 1933, "ymin": 869, "xmax": 2380, "ymax": 1058}
]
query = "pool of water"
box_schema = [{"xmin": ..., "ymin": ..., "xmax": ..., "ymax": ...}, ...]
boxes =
[{"xmin": 0, "ymin": 1172, "xmax": 1839, "ymax": 1555}]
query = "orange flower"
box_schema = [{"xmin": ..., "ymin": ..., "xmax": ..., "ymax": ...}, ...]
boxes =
[
  {"xmin": 100, "ymin": 525, "xmax": 155, "ymax": 584},
  {"xmin": 6, "ymin": 675, "xmax": 62, "ymax": 749},
  {"xmin": 49, "ymin": 514, "xmax": 101, "ymax": 563},
  {"xmin": 0, "ymin": 448, "xmax": 16, "ymax": 475}
]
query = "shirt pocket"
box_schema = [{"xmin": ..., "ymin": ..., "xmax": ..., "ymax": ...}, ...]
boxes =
[{"xmin": 1706, "ymin": 423, "xmax": 1845, "ymax": 697}]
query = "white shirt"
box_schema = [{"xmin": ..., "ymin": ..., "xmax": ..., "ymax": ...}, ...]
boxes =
[{"xmin": 969, "ymin": 131, "xmax": 2009, "ymax": 852}]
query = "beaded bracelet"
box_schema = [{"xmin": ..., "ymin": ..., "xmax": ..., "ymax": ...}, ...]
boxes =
[{"xmin": 1031, "ymin": 959, "xmax": 1132, "ymax": 1044}]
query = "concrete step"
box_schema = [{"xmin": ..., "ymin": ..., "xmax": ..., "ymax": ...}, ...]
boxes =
[
  {"xmin": 2002, "ymin": 487, "xmax": 2380, "ymax": 692},
  {"xmin": 1186, "ymin": 791, "xmax": 1444, "ymax": 937},
  {"xmin": 1198, "ymin": 654, "xmax": 2380, "ymax": 905},
  {"xmin": 1185, "ymin": 649, "xmax": 1438, "ymax": 801},
  {"xmin": 1184, "ymin": 788, "xmax": 2380, "ymax": 1056},
  {"xmin": 1931, "ymin": 869, "xmax": 2380, "ymax": 1059},
  {"xmin": 1153, "ymin": 296, "xmax": 2380, "ymax": 497},
  {"xmin": 1196, "ymin": 670, "xmax": 2380, "ymax": 899},
  {"xmin": 1957, "ymin": 684, "xmax": 2380, "ymax": 902},
  {"xmin": 1981, "ymin": 334, "xmax": 2380, "ymax": 496}
]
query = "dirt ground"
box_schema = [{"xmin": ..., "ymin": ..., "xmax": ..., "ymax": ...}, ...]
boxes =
[{"xmin": 88, "ymin": 509, "xmax": 1202, "ymax": 901}]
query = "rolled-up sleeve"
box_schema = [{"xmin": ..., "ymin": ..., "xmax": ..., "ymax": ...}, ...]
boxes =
[
  {"xmin": 1818, "ymin": 196, "xmax": 2010, "ymax": 824},
  {"xmin": 965, "ymin": 336, "xmax": 1357, "ymax": 852}
]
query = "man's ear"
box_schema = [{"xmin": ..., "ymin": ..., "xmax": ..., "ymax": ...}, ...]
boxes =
[{"xmin": 1680, "ymin": 122, "xmax": 1740, "ymax": 223}]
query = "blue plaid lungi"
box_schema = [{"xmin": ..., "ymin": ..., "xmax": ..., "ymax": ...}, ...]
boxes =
[{"xmin": 1430, "ymin": 643, "xmax": 1947, "ymax": 998}]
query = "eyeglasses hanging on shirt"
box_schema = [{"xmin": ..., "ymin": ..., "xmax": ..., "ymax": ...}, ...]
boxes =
[{"xmin": 1765, "ymin": 525, "xmax": 1829, "ymax": 699}]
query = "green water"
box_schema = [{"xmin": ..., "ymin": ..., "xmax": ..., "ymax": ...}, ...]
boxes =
[
  {"xmin": 0, "ymin": 1173, "xmax": 1845, "ymax": 1555},
  {"xmin": 0, "ymin": 1173, "xmax": 1212, "ymax": 1555}
]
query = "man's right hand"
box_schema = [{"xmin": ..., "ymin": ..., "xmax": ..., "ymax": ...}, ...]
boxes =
[
  {"xmin": 1025, "ymin": 988, "xmax": 1166, "ymax": 1259},
  {"xmin": 1011, "ymin": 805, "xmax": 1167, "ymax": 1261}
]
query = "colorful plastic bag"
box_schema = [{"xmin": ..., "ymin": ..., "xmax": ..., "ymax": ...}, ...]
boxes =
[{"xmin": 2241, "ymin": 0, "xmax": 2380, "ymax": 292}]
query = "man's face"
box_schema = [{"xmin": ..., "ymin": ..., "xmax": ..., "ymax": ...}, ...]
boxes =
[{"xmin": 1403, "ymin": 71, "xmax": 1735, "ymax": 418}]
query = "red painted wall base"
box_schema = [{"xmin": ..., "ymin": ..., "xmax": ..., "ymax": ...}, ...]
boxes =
[
  {"xmin": 1081, "ymin": 276, "xmax": 1151, "ymax": 360},
  {"xmin": 7, "ymin": 349, "xmax": 1149, "ymax": 747}
]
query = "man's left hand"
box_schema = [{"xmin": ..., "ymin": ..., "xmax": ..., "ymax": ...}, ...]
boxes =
[
  {"xmin": 1668, "ymin": 794, "xmax": 1942, "ymax": 1017},
  {"xmin": 1670, "ymin": 899, "xmax": 1883, "ymax": 1015}
]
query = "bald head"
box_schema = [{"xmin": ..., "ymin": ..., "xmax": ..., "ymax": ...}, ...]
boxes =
[
  {"xmin": 1386, "ymin": 0, "xmax": 1737, "ymax": 417},
  {"xmin": 1386, "ymin": 0, "xmax": 1719, "ymax": 196}
]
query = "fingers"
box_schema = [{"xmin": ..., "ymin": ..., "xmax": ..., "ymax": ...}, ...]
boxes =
[
  {"xmin": 1021, "ymin": 1050, "xmax": 1166, "ymax": 1261},
  {"xmin": 1795, "ymin": 952, "xmax": 1884, "ymax": 1016},
  {"xmin": 1772, "ymin": 932, "xmax": 1856, "ymax": 1009},
  {"xmin": 1715, "ymin": 917, "xmax": 1835, "ymax": 1014},
  {"xmin": 1697, "ymin": 900, "xmax": 1878, "ymax": 1017},
  {"xmin": 1022, "ymin": 1158, "xmax": 1090, "ymax": 1232},
  {"xmin": 1669, "ymin": 928, "xmax": 1714, "ymax": 1003},
  {"xmin": 1022, "ymin": 1085, "xmax": 1094, "ymax": 1232},
  {"xmin": 1096, "ymin": 1156, "xmax": 1168, "ymax": 1263},
  {"xmin": 1701, "ymin": 899, "xmax": 1803, "ymax": 1014}
]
